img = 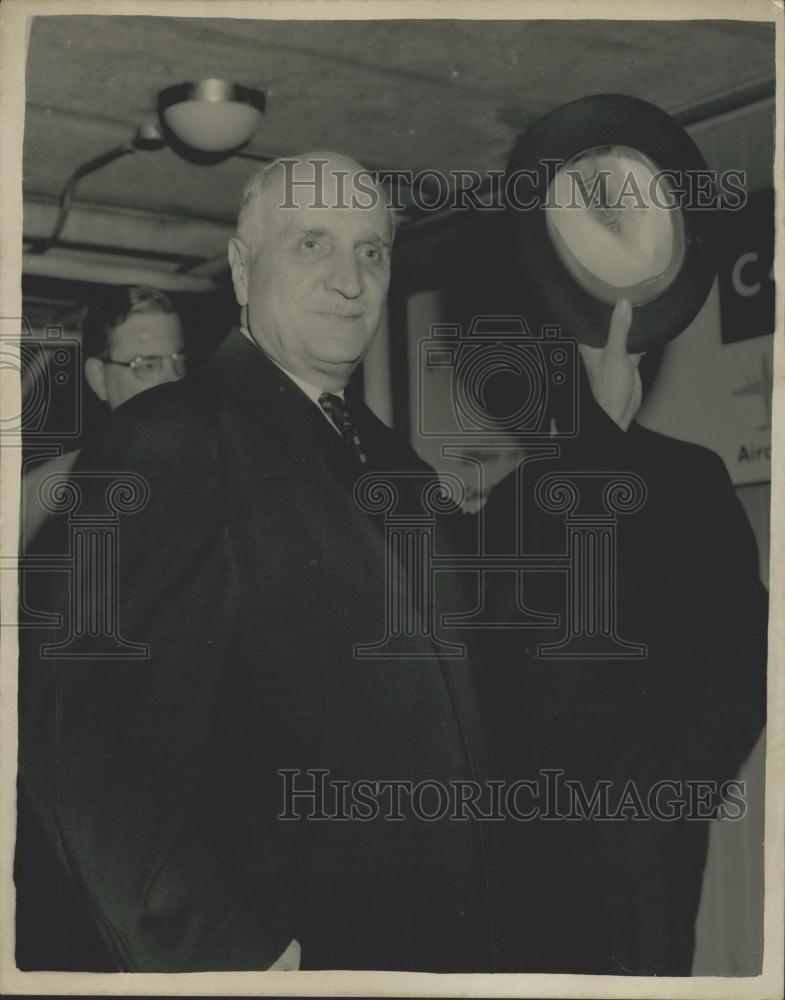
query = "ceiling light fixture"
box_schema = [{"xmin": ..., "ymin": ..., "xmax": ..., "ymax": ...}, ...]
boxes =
[{"xmin": 157, "ymin": 79, "xmax": 266, "ymax": 154}]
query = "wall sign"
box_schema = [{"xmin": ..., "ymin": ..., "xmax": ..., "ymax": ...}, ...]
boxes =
[{"xmin": 718, "ymin": 188, "xmax": 775, "ymax": 344}]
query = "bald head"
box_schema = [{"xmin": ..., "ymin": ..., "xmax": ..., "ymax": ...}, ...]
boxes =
[{"xmin": 237, "ymin": 150, "xmax": 396, "ymax": 255}]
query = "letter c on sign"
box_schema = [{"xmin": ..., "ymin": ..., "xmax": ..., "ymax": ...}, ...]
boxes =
[{"xmin": 732, "ymin": 252, "xmax": 761, "ymax": 297}]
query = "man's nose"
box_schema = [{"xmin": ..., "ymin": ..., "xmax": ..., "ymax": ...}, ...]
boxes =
[{"xmin": 325, "ymin": 252, "xmax": 362, "ymax": 298}]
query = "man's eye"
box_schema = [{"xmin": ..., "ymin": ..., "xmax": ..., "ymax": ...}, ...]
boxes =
[
  {"xmin": 299, "ymin": 237, "xmax": 324, "ymax": 254},
  {"xmin": 359, "ymin": 245, "xmax": 384, "ymax": 264}
]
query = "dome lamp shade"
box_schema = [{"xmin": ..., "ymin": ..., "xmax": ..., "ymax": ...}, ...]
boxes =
[{"xmin": 157, "ymin": 79, "xmax": 266, "ymax": 154}]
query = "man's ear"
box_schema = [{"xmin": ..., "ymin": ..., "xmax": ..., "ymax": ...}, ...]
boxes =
[
  {"xmin": 84, "ymin": 357, "xmax": 108, "ymax": 403},
  {"xmin": 228, "ymin": 238, "xmax": 249, "ymax": 307}
]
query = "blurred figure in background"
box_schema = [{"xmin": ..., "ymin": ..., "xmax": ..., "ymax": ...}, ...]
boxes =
[
  {"xmin": 478, "ymin": 342, "xmax": 767, "ymax": 976},
  {"xmin": 16, "ymin": 283, "xmax": 186, "ymax": 972},
  {"xmin": 21, "ymin": 285, "xmax": 186, "ymax": 549}
]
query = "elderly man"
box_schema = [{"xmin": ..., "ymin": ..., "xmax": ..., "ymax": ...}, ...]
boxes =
[{"xmin": 19, "ymin": 152, "xmax": 643, "ymax": 973}]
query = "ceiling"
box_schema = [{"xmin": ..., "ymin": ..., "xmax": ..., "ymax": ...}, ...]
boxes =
[{"xmin": 21, "ymin": 15, "xmax": 776, "ymax": 301}]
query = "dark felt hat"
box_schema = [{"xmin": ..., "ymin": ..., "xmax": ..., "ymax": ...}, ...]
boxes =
[{"xmin": 505, "ymin": 94, "xmax": 718, "ymax": 352}]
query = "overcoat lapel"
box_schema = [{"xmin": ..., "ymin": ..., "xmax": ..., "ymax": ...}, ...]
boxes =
[
  {"xmin": 205, "ymin": 330, "xmax": 401, "ymax": 606},
  {"xmin": 206, "ymin": 330, "xmax": 486, "ymax": 776}
]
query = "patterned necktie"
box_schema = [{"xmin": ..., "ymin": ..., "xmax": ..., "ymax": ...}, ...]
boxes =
[{"xmin": 318, "ymin": 392, "xmax": 368, "ymax": 466}]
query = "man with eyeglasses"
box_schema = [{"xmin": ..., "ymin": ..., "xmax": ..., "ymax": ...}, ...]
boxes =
[
  {"xmin": 82, "ymin": 284, "xmax": 187, "ymax": 410},
  {"xmin": 17, "ymin": 284, "xmax": 188, "ymax": 970},
  {"xmin": 21, "ymin": 285, "xmax": 186, "ymax": 549}
]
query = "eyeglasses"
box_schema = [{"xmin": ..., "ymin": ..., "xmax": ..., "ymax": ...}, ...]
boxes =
[{"xmin": 99, "ymin": 352, "xmax": 188, "ymax": 382}]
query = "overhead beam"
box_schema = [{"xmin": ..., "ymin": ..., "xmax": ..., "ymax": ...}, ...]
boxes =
[
  {"xmin": 22, "ymin": 251, "xmax": 217, "ymax": 294},
  {"xmin": 23, "ymin": 199, "xmax": 233, "ymax": 262}
]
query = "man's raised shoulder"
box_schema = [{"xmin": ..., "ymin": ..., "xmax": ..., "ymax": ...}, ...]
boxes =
[{"xmin": 79, "ymin": 368, "xmax": 226, "ymax": 470}]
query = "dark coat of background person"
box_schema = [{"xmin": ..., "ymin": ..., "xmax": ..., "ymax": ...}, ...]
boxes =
[
  {"xmin": 18, "ymin": 328, "xmax": 498, "ymax": 973},
  {"xmin": 476, "ymin": 382, "xmax": 768, "ymax": 975},
  {"xmin": 400, "ymin": 206, "xmax": 768, "ymax": 976}
]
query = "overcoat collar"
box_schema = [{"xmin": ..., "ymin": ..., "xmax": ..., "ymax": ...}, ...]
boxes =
[{"xmin": 206, "ymin": 327, "xmax": 330, "ymax": 465}]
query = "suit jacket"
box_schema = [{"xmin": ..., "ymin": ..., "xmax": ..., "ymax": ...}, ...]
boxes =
[{"xmin": 19, "ymin": 328, "xmax": 497, "ymax": 972}]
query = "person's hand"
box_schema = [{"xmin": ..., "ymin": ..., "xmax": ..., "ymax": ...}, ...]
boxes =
[
  {"xmin": 268, "ymin": 938, "xmax": 301, "ymax": 970},
  {"xmin": 577, "ymin": 298, "xmax": 644, "ymax": 431}
]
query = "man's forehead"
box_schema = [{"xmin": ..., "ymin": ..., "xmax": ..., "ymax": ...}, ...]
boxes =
[
  {"xmin": 269, "ymin": 201, "xmax": 393, "ymax": 244},
  {"xmin": 112, "ymin": 312, "xmax": 182, "ymax": 343}
]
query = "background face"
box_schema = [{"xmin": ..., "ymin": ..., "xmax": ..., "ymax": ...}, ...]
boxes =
[
  {"xmin": 102, "ymin": 310, "xmax": 185, "ymax": 410},
  {"xmin": 241, "ymin": 187, "xmax": 392, "ymax": 390}
]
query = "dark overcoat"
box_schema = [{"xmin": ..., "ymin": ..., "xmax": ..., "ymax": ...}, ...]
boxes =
[{"xmin": 19, "ymin": 329, "xmax": 497, "ymax": 973}]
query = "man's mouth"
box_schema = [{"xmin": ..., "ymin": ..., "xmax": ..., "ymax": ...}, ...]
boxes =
[{"xmin": 314, "ymin": 307, "xmax": 365, "ymax": 319}]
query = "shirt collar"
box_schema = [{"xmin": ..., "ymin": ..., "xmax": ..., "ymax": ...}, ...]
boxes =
[{"xmin": 240, "ymin": 326, "xmax": 344, "ymax": 403}]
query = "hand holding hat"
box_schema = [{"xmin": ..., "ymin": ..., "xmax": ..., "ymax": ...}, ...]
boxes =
[{"xmin": 578, "ymin": 298, "xmax": 644, "ymax": 431}]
